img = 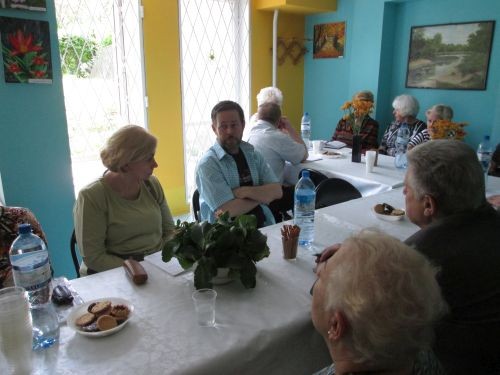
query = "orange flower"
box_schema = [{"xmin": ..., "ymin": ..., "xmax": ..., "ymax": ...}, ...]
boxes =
[
  {"xmin": 340, "ymin": 98, "xmax": 374, "ymax": 134},
  {"xmin": 428, "ymin": 119, "xmax": 468, "ymax": 141}
]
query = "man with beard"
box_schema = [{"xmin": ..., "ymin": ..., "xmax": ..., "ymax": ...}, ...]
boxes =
[{"xmin": 196, "ymin": 100, "xmax": 282, "ymax": 227}]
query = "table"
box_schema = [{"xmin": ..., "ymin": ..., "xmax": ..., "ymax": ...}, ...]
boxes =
[
  {"xmin": 13, "ymin": 177, "xmax": 500, "ymax": 374},
  {"xmin": 284, "ymin": 149, "xmax": 406, "ymax": 197},
  {"xmin": 23, "ymin": 233, "xmax": 336, "ymax": 374}
]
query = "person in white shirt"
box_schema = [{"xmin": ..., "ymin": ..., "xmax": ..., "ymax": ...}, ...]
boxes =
[
  {"xmin": 247, "ymin": 102, "xmax": 308, "ymax": 221},
  {"xmin": 244, "ymin": 86, "xmax": 284, "ymax": 141}
]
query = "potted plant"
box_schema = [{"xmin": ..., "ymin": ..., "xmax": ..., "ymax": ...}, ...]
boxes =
[{"xmin": 162, "ymin": 213, "xmax": 270, "ymax": 289}]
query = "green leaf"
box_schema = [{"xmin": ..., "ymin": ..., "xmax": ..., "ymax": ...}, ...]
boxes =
[
  {"xmin": 194, "ymin": 257, "xmax": 217, "ymax": 289},
  {"xmin": 239, "ymin": 260, "xmax": 257, "ymax": 289}
]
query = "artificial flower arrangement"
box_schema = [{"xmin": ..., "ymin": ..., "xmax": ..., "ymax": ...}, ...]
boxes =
[
  {"xmin": 340, "ymin": 99, "xmax": 374, "ymax": 135},
  {"xmin": 428, "ymin": 119, "xmax": 468, "ymax": 141}
]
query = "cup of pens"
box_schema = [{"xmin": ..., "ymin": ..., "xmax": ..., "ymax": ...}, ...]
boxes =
[{"xmin": 281, "ymin": 224, "xmax": 300, "ymax": 260}]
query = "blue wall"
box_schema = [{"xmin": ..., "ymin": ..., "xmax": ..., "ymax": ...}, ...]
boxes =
[
  {"xmin": 304, "ymin": 0, "xmax": 500, "ymax": 148},
  {"xmin": 0, "ymin": 2, "xmax": 76, "ymax": 278}
]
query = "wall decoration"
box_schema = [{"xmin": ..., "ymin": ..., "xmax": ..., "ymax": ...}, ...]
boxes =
[
  {"xmin": 406, "ymin": 21, "xmax": 495, "ymax": 90},
  {"xmin": 0, "ymin": 16, "xmax": 52, "ymax": 84},
  {"xmin": 0, "ymin": 0, "xmax": 47, "ymax": 12},
  {"xmin": 313, "ymin": 22, "xmax": 345, "ymax": 59}
]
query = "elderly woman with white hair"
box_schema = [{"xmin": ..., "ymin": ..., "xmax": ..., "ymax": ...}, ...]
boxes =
[
  {"xmin": 312, "ymin": 230, "xmax": 447, "ymax": 375},
  {"xmin": 379, "ymin": 94, "xmax": 427, "ymax": 156},
  {"xmin": 407, "ymin": 104, "xmax": 454, "ymax": 150},
  {"xmin": 244, "ymin": 86, "xmax": 286, "ymax": 140}
]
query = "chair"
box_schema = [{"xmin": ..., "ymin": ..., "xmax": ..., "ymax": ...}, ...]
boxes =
[
  {"xmin": 298, "ymin": 168, "xmax": 328, "ymax": 188},
  {"xmin": 192, "ymin": 189, "xmax": 201, "ymax": 222},
  {"xmin": 315, "ymin": 178, "xmax": 362, "ymax": 209},
  {"xmin": 70, "ymin": 230, "xmax": 81, "ymax": 278}
]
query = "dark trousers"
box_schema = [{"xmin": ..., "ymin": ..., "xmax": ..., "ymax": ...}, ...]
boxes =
[{"xmin": 269, "ymin": 185, "xmax": 295, "ymax": 223}]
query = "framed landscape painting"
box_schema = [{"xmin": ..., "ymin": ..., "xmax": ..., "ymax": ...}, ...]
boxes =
[{"xmin": 406, "ymin": 21, "xmax": 495, "ymax": 90}]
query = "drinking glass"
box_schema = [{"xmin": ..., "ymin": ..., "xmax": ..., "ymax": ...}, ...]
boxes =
[
  {"xmin": 0, "ymin": 287, "xmax": 33, "ymax": 374},
  {"xmin": 192, "ymin": 289, "xmax": 217, "ymax": 327}
]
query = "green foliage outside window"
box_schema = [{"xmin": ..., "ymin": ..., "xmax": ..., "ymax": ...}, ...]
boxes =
[{"xmin": 59, "ymin": 35, "xmax": 112, "ymax": 78}]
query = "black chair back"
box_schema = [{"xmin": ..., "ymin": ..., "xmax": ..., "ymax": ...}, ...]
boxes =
[
  {"xmin": 70, "ymin": 229, "xmax": 81, "ymax": 278},
  {"xmin": 298, "ymin": 168, "xmax": 328, "ymax": 188},
  {"xmin": 192, "ymin": 189, "xmax": 201, "ymax": 222},
  {"xmin": 315, "ymin": 178, "xmax": 362, "ymax": 209}
]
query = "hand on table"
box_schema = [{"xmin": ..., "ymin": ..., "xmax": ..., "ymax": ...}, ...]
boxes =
[{"xmin": 315, "ymin": 243, "xmax": 341, "ymax": 264}]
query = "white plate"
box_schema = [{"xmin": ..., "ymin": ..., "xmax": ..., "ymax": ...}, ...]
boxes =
[
  {"xmin": 67, "ymin": 297, "xmax": 134, "ymax": 337},
  {"xmin": 372, "ymin": 207, "xmax": 405, "ymax": 222},
  {"xmin": 321, "ymin": 151, "xmax": 344, "ymax": 159},
  {"xmin": 324, "ymin": 140, "xmax": 347, "ymax": 149}
]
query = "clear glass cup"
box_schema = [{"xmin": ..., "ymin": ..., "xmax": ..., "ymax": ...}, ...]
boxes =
[{"xmin": 192, "ymin": 288, "xmax": 217, "ymax": 327}]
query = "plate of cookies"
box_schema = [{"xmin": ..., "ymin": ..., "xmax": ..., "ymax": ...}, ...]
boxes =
[
  {"xmin": 373, "ymin": 203, "xmax": 405, "ymax": 222},
  {"xmin": 321, "ymin": 150, "xmax": 344, "ymax": 159},
  {"xmin": 67, "ymin": 297, "xmax": 134, "ymax": 337}
]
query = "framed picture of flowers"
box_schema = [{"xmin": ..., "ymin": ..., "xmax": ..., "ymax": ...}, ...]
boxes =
[
  {"xmin": 0, "ymin": 16, "xmax": 53, "ymax": 84},
  {"xmin": 313, "ymin": 22, "xmax": 345, "ymax": 59},
  {"xmin": 405, "ymin": 21, "xmax": 495, "ymax": 90}
]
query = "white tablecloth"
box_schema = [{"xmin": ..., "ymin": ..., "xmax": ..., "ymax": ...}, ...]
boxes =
[
  {"xmin": 14, "ymin": 177, "xmax": 500, "ymax": 374},
  {"xmin": 284, "ymin": 150, "xmax": 406, "ymax": 197},
  {"xmin": 25, "ymin": 235, "xmax": 333, "ymax": 374}
]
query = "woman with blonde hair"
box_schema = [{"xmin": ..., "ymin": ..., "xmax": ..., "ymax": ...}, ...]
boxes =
[{"xmin": 73, "ymin": 125, "xmax": 175, "ymax": 275}]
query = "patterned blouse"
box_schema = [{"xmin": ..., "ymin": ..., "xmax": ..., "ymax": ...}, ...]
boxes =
[
  {"xmin": 379, "ymin": 119, "xmax": 427, "ymax": 156},
  {"xmin": 331, "ymin": 116, "xmax": 379, "ymax": 150},
  {"xmin": 0, "ymin": 206, "xmax": 47, "ymax": 288}
]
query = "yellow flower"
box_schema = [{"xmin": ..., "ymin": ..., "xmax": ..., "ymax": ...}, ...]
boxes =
[
  {"xmin": 340, "ymin": 99, "xmax": 374, "ymax": 134},
  {"xmin": 428, "ymin": 119, "xmax": 468, "ymax": 141}
]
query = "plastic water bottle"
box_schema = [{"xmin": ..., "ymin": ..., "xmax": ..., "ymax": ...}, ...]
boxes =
[
  {"xmin": 394, "ymin": 122, "xmax": 410, "ymax": 169},
  {"xmin": 477, "ymin": 135, "xmax": 493, "ymax": 178},
  {"xmin": 9, "ymin": 223, "xmax": 59, "ymax": 349},
  {"xmin": 301, "ymin": 112, "xmax": 311, "ymax": 149},
  {"xmin": 294, "ymin": 170, "xmax": 316, "ymax": 249}
]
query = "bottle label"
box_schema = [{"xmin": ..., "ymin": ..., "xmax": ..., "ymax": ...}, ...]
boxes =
[{"xmin": 11, "ymin": 252, "xmax": 51, "ymax": 291}]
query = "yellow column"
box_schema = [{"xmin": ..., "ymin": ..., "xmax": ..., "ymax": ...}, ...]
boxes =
[{"xmin": 142, "ymin": 0, "xmax": 188, "ymax": 215}]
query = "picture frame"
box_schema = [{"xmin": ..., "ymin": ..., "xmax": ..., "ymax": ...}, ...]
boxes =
[
  {"xmin": 0, "ymin": 0, "xmax": 47, "ymax": 12},
  {"xmin": 405, "ymin": 21, "xmax": 495, "ymax": 90},
  {"xmin": 313, "ymin": 22, "xmax": 345, "ymax": 59},
  {"xmin": 0, "ymin": 16, "xmax": 53, "ymax": 84}
]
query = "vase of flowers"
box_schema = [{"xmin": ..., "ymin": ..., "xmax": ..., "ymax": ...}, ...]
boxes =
[
  {"xmin": 428, "ymin": 119, "xmax": 468, "ymax": 141},
  {"xmin": 341, "ymin": 99, "xmax": 374, "ymax": 162}
]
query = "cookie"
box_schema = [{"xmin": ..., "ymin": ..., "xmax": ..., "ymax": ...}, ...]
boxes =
[
  {"xmin": 89, "ymin": 301, "xmax": 112, "ymax": 316},
  {"xmin": 96, "ymin": 315, "xmax": 118, "ymax": 331},
  {"xmin": 75, "ymin": 313, "xmax": 96, "ymax": 327},
  {"xmin": 80, "ymin": 322, "xmax": 99, "ymax": 332},
  {"xmin": 110, "ymin": 304, "xmax": 130, "ymax": 321}
]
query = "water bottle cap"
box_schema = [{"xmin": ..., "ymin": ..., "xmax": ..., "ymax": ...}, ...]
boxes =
[
  {"xmin": 302, "ymin": 170, "xmax": 310, "ymax": 179},
  {"xmin": 304, "ymin": 112, "xmax": 309, "ymax": 116},
  {"xmin": 484, "ymin": 135, "xmax": 490, "ymax": 141},
  {"xmin": 18, "ymin": 223, "xmax": 32, "ymax": 234}
]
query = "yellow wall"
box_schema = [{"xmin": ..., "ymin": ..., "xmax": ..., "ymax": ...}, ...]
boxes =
[
  {"xmin": 142, "ymin": 0, "xmax": 187, "ymax": 215},
  {"xmin": 142, "ymin": 1, "xmax": 306, "ymax": 216},
  {"xmin": 251, "ymin": 6, "xmax": 305, "ymax": 130}
]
